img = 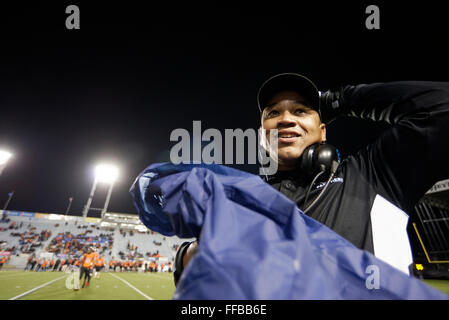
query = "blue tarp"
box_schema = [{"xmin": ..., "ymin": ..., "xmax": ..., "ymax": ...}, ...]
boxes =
[{"xmin": 130, "ymin": 163, "xmax": 448, "ymax": 300}]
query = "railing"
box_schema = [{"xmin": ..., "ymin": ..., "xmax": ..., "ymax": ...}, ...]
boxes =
[{"xmin": 413, "ymin": 200, "xmax": 449, "ymax": 263}]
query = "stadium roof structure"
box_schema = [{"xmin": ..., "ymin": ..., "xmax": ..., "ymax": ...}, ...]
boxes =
[
  {"xmin": 100, "ymin": 212, "xmax": 148, "ymax": 232},
  {"xmin": 424, "ymin": 179, "xmax": 449, "ymax": 209}
]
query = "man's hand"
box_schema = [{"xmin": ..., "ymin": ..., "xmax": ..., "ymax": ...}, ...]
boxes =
[
  {"xmin": 182, "ymin": 240, "xmax": 198, "ymax": 268},
  {"xmin": 173, "ymin": 240, "xmax": 198, "ymax": 286},
  {"xmin": 319, "ymin": 89, "xmax": 344, "ymax": 124}
]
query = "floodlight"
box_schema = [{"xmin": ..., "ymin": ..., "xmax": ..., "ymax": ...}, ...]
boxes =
[
  {"xmin": 0, "ymin": 151, "xmax": 12, "ymax": 166},
  {"xmin": 83, "ymin": 163, "xmax": 120, "ymax": 219},
  {"xmin": 95, "ymin": 164, "xmax": 119, "ymax": 184}
]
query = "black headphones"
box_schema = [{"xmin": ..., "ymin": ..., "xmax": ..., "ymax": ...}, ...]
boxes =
[
  {"xmin": 298, "ymin": 142, "xmax": 340, "ymax": 179},
  {"xmin": 298, "ymin": 142, "xmax": 341, "ymax": 213}
]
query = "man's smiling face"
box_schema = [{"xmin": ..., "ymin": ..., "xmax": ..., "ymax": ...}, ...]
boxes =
[{"xmin": 262, "ymin": 90, "xmax": 326, "ymax": 171}]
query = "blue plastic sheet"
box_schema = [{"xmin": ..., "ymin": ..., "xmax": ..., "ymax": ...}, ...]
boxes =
[{"xmin": 130, "ymin": 163, "xmax": 448, "ymax": 300}]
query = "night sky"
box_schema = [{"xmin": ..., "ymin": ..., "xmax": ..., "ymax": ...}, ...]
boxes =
[{"xmin": 0, "ymin": 2, "xmax": 448, "ymax": 217}]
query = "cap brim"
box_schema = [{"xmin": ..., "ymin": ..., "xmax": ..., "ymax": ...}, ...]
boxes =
[{"xmin": 257, "ymin": 73, "xmax": 320, "ymax": 113}]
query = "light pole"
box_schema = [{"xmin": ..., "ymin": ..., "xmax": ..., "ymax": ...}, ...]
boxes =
[
  {"xmin": 0, "ymin": 151, "xmax": 12, "ymax": 176},
  {"xmin": 101, "ymin": 180, "xmax": 115, "ymax": 219},
  {"xmin": 65, "ymin": 197, "xmax": 73, "ymax": 215},
  {"xmin": 2, "ymin": 191, "xmax": 14, "ymax": 211},
  {"xmin": 82, "ymin": 164, "xmax": 119, "ymax": 219}
]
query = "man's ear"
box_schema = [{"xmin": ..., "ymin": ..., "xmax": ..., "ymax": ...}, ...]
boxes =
[{"xmin": 320, "ymin": 123, "xmax": 327, "ymax": 142}]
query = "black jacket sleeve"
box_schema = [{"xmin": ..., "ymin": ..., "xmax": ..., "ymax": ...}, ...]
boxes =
[{"xmin": 333, "ymin": 81, "xmax": 449, "ymax": 213}]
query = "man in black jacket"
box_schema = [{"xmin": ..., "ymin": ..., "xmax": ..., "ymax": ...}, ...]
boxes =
[{"xmin": 174, "ymin": 73, "xmax": 449, "ymax": 282}]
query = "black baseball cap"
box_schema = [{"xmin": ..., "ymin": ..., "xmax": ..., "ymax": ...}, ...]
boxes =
[{"xmin": 257, "ymin": 73, "xmax": 320, "ymax": 114}]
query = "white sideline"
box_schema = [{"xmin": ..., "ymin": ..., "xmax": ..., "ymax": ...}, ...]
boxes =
[
  {"xmin": 108, "ymin": 272, "xmax": 153, "ymax": 300},
  {"xmin": 8, "ymin": 275, "xmax": 67, "ymax": 300}
]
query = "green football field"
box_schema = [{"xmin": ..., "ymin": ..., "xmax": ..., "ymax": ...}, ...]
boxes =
[
  {"xmin": 0, "ymin": 270, "xmax": 448, "ymax": 299},
  {"xmin": 422, "ymin": 279, "xmax": 449, "ymax": 296},
  {"xmin": 0, "ymin": 270, "xmax": 176, "ymax": 300}
]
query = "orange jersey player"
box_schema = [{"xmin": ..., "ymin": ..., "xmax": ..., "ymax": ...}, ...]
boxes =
[
  {"xmin": 94, "ymin": 256, "xmax": 104, "ymax": 278},
  {"xmin": 79, "ymin": 247, "xmax": 95, "ymax": 288}
]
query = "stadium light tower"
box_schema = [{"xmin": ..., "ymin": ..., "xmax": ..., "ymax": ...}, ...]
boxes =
[
  {"xmin": 0, "ymin": 150, "xmax": 12, "ymax": 176},
  {"xmin": 82, "ymin": 164, "xmax": 119, "ymax": 219}
]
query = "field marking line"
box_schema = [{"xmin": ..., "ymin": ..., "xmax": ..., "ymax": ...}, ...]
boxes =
[
  {"xmin": 108, "ymin": 272, "xmax": 153, "ymax": 300},
  {"xmin": 8, "ymin": 275, "xmax": 67, "ymax": 300}
]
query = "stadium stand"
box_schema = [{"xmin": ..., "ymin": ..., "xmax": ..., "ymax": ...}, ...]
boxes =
[
  {"xmin": 3, "ymin": 178, "xmax": 446, "ymax": 279},
  {"xmin": 0, "ymin": 210, "xmax": 193, "ymax": 272},
  {"xmin": 409, "ymin": 179, "xmax": 449, "ymax": 279}
]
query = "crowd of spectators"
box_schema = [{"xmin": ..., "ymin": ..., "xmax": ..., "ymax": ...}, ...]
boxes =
[
  {"xmin": 120, "ymin": 239, "xmax": 169, "ymax": 261},
  {"xmin": 118, "ymin": 239, "xmax": 144, "ymax": 261},
  {"xmin": 0, "ymin": 211, "xmax": 11, "ymax": 225},
  {"xmin": 0, "ymin": 214, "xmax": 183, "ymax": 273},
  {"xmin": 46, "ymin": 231, "xmax": 114, "ymax": 257},
  {"xmin": 1, "ymin": 222, "xmax": 52, "ymax": 254},
  {"xmin": 0, "ymin": 220, "xmax": 23, "ymax": 231}
]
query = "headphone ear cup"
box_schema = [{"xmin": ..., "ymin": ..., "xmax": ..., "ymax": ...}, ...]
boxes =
[
  {"xmin": 299, "ymin": 143, "xmax": 319, "ymax": 175},
  {"xmin": 299, "ymin": 143, "xmax": 339, "ymax": 177},
  {"xmin": 315, "ymin": 143, "xmax": 339, "ymax": 172}
]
